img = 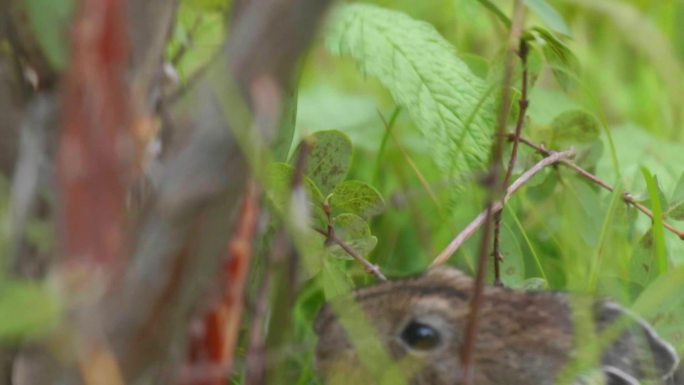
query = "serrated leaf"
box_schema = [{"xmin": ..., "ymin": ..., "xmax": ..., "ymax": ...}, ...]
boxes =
[
  {"xmin": 532, "ymin": 27, "xmax": 581, "ymax": 92},
  {"xmin": 292, "ymin": 130, "xmax": 352, "ymax": 195},
  {"xmin": 266, "ymin": 162, "xmax": 325, "ymax": 224},
  {"xmin": 524, "ymin": 0, "xmax": 572, "ymax": 36},
  {"xmin": 549, "ymin": 109, "xmax": 600, "ymax": 147},
  {"xmin": 325, "ymin": 214, "xmax": 377, "ymax": 260},
  {"xmin": 326, "ymin": 4, "xmax": 495, "ymax": 185},
  {"xmin": 330, "ymin": 181, "xmax": 385, "ymax": 218},
  {"xmin": 0, "ymin": 282, "xmax": 60, "ymax": 340}
]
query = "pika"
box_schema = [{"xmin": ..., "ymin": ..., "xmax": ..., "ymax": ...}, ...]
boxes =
[{"xmin": 314, "ymin": 267, "xmax": 680, "ymax": 385}]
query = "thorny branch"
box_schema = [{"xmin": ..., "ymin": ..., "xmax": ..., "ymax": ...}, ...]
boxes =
[
  {"xmin": 431, "ymin": 149, "xmax": 576, "ymax": 266},
  {"xmin": 512, "ymin": 135, "xmax": 684, "ymax": 240},
  {"xmin": 458, "ymin": 1, "xmax": 526, "ymax": 382},
  {"xmin": 492, "ymin": 38, "xmax": 530, "ymax": 287}
]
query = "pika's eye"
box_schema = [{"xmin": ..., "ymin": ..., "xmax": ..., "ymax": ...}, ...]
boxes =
[{"xmin": 400, "ymin": 321, "xmax": 441, "ymax": 351}]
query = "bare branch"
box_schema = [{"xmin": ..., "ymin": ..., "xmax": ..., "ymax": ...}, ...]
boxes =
[
  {"xmin": 459, "ymin": 1, "xmax": 526, "ymax": 383},
  {"xmin": 431, "ymin": 149, "xmax": 575, "ymax": 267},
  {"xmin": 513, "ymin": 135, "xmax": 684, "ymax": 240}
]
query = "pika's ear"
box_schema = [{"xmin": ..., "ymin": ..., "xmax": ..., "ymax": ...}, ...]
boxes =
[
  {"xmin": 603, "ymin": 366, "xmax": 640, "ymax": 385},
  {"xmin": 596, "ymin": 301, "xmax": 680, "ymax": 382}
]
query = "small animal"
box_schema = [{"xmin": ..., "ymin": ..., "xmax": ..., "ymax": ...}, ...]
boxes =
[{"xmin": 314, "ymin": 267, "xmax": 680, "ymax": 385}]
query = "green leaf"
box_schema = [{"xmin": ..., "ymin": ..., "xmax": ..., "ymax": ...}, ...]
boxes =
[
  {"xmin": 461, "ymin": 53, "xmax": 490, "ymax": 80},
  {"xmin": 549, "ymin": 109, "xmax": 600, "ymax": 147},
  {"xmin": 523, "ymin": 0, "xmax": 572, "ymax": 36},
  {"xmin": 573, "ymin": 140, "xmax": 604, "ymax": 171},
  {"xmin": 666, "ymin": 172, "xmax": 684, "ymax": 221},
  {"xmin": 326, "ymin": 4, "xmax": 496, "ymax": 185},
  {"xmin": 25, "ymin": 0, "xmax": 74, "ymax": 69},
  {"xmin": 531, "ymin": 27, "xmax": 581, "ymax": 92},
  {"xmin": 641, "ymin": 167, "xmax": 668, "ymax": 274},
  {"xmin": 266, "ymin": 162, "xmax": 325, "ymax": 223},
  {"xmin": 325, "ymin": 214, "xmax": 377, "ymax": 260},
  {"xmin": 292, "ymin": 130, "xmax": 352, "ymax": 195},
  {"xmin": 272, "ymin": 87, "xmax": 298, "ymax": 162},
  {"xmin": 0, "ymin": 281, "xmax": 60, "ymax": 340},
  {"xmin": 498, "ymin": 223, "xmax": 525, "ymax": 287},
  {"xmin": 636, "ymin": 175, "xmax": 669, "ymax": 214},
  {"xmin": 476, "ymin": 0, "xmax": 511, "ymax": 28},
  {"xmin": 527, "ymin": 88, "xmax": 580, "ymax": 125},
  {"xmin": 629, "ymin": 231, "xmax": 660, "ymax": 287},
  {"xmin": 330, "ymin": 181, "xmax": 385, "ymax": 218}
]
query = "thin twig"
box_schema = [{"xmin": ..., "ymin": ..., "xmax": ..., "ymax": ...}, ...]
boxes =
[
  {"xmin": 512, "ymin": 135, "xmax": 684, "ymax": 240},
  {"xmin": 431, "ymin": 149, "xmax": 575, "ymax": 266},
  {"xmin": 492, "ymin": 39, "xmax": 530, "ymax": 286},
  {"xmin": 459, "ymin": 2, "xmax": 526, "ymax": 381},
  {"xmin": 313, "ymin": 227, "xmax": 388, "ymax": 281}
]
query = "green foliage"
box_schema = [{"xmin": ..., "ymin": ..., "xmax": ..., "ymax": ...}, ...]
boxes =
[
  {"xmin": 8, "ymin": 0, "xmax": 684, "ymax": 382},
  {"xmin": 329, "ymin": 181, "xmax": 385, "ymax": 219},
  {"xmin": 267, "ymin": 130, "xmax": 384, "ymax": 262},
  {"xmin": 549, "ymin": 109, "xmax": 600, "ymax": 146},
  {"xmin": 324, "ymin": 214, "xmax": 378, "ymax": 260},
  {"xmin": 523, "ymin": 0, "xmax": 571, "ymax": 36},
  {"xmin": 266, "ymin": 162, "xmax": 325, "ymax": 222},
  {"xmin": 665, "ymin": 173, "xmax": 684, "ymax": 221},
  {"xmin": 326, "ymin": 3, "xmax": 496, "ymax": 184},
  {"xmin": 292, "ymin": 130, "xmax": 352, "ymax": 195},
  {"xmin": 0, "ymin": 281, "xmax": 60, "ymax": 341},
  {"xmin": 168, "ymin": 0, "xmax": 229, "ymax": 78},
  {"xmin": 528, "ymin": 27, "xmax": 581, "ymax": 92},
  {"xmin": 25, "ymin": 0, "xmax": 74, "ymax": 69},
  {"xmin": 641, "ymin": 167, "xmax": 668, "ymax": 274}
]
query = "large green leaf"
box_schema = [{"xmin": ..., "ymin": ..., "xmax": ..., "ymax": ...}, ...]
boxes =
[{"xmin": 326, "ymin": 4, "xmax": 496, "ymax": 184}]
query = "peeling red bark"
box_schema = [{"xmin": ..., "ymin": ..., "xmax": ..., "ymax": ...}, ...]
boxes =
[{"xmin": 57, "ymin": 0, "xmax": 133, "ymax": 268}]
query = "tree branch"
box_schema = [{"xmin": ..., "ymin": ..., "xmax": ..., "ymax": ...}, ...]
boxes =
[
  {"xmin": 493, "ymin": 38, "xmax": 530, "ymax": 286},
  {"xmin": 431, "ymin": 149, "xmax": 575, "ymax": 267},
  {"xmin": 458, "ymin": 1, "xmax": 526, "ymax": 383},
  {"xmin": 512, "ymin": 135, "xmax": 684, "ymax": 240}
]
